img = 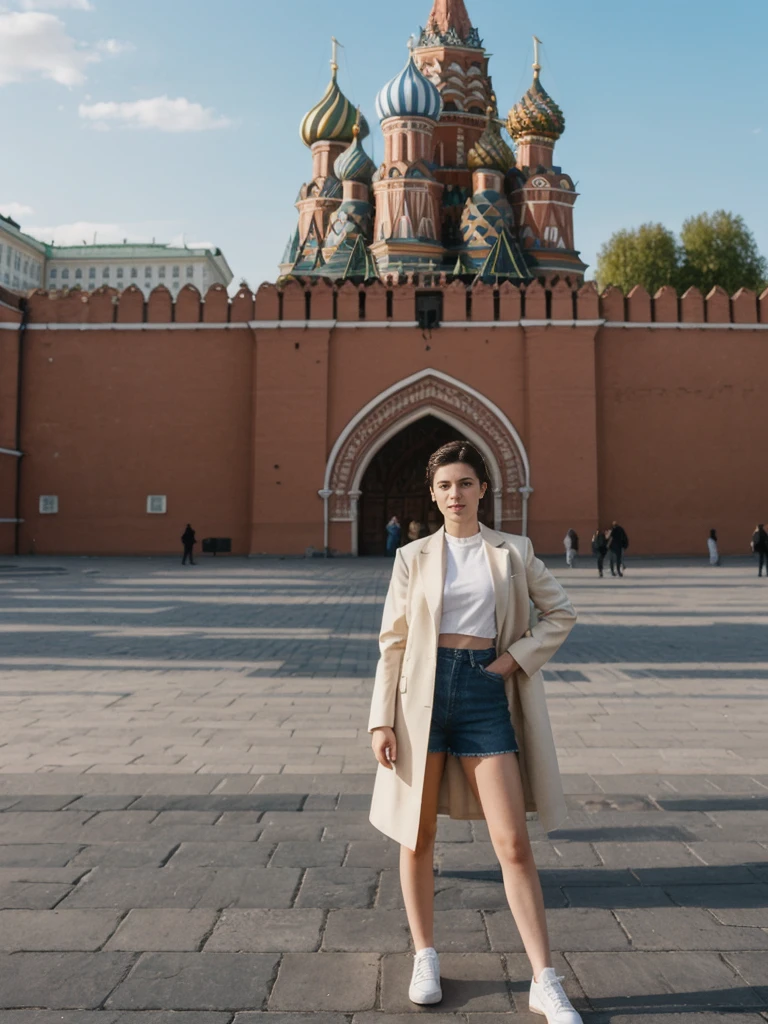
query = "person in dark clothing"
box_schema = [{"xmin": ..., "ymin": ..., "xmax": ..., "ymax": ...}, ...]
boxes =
[
  {"xmin": 181, "ymin": 524, "xmax": 196, "ymax": 565},
  {"xmin": 385, "ymin": 516, "xmax": 401, "ymax": 557},
  {"xmin": 592, "ymin": 528, "xmax": 608, "ymax": 577},
  {"xmin": 608, "ymin": 521, "xmax": 628, "ymax": 577},
  {"xmin": 752, "ymin": 524, "xmax": 768, "ymax": 577}
]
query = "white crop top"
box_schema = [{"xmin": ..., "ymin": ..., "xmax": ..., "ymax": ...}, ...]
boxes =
[{"xmin": 439, "ymin": 531, "xmax": 497, "ymax": 639}]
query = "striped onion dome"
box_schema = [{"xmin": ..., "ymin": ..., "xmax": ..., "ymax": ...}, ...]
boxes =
[
  {"xmin": 334, "ymin": 124, "xmax": 376, "ymax": 183},
  {"xmin": 468, "ymin": 109, "xmax": 515, "ymax": 173},
  {"xmin": 375, "ymin": 54, "xmax": 443, "ymax": 123},
  {"xmin": 507, "ymin": 70, "xmax": 565, "ymax": 141},
  {"xmin": 300, "ymin": 67, "xmax": 370, "ymax": 148}
]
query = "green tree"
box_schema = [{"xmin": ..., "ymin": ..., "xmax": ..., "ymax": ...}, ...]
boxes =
[
  {"xmin": 678, "ymin": 211, "xmax": 767, "ymax": 295},
  {"xmin": 596, "ymin": 223, "xmax": 680, "ymax": 295}
]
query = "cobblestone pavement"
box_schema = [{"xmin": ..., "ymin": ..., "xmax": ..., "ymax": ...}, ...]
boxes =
[{"xmin": 0, "ymin": 554, "xmax": 766, "ymax": 1023}]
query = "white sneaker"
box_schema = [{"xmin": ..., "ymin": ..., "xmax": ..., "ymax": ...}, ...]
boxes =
[
  {"xmin": 529, "ymin": 967, "xmax": 582, "ymax": 1024},
  {"xmin": 409, "ymin": 947, "xmax": 442, "ymax": 1005}
]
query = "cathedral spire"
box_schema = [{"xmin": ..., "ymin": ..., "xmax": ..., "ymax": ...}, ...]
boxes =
[{"xmin": 424, "ymin": 0, "xmax": 473, "ymax": 39}]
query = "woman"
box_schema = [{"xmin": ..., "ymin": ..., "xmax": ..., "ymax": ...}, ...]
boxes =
[
  {"xmin": 407, "ymin": 519, "xmax": 424, "ymax": 543},
  {"xmin": 591, "ymin": 527, "xmax": 608, "ymax": 577},
  {"xmin": 563, "ymin": 528, "xmax": 578, "ymax": 568},
  {"xmin": 385, "ymin": 516, "xmax": 401, "ymax": 557},
  {"xmin": 708, "ymin": 529, "xmax": 720, "ymax": 567},
  {"xmin": 368, "ymin": 440, "xmax": 580, "ymax": 1023}
]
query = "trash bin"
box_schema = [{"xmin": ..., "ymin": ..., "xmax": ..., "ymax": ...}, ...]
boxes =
[{"xmin": 202, "ymin": 537, "xmax": 232, "ymax": 556}]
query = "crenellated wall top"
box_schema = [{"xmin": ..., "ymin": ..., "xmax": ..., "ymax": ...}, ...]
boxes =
[{"xmin": 2, "ymin": 278, "xmax": 768, "ymax": 327}]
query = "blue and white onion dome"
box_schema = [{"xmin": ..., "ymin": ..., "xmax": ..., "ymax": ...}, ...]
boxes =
[{"xmin": 375, "ymin": 54, "xmax": 443, "ymax": 123}]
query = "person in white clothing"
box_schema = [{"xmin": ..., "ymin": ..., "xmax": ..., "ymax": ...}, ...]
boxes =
[
  {"xmin": 563, "ymin": 529, "xmax": 578, "ymax": 568},
  {"xmin": 369, "ymin": 440, "xmax": 582, "ymax": 1024},
  {"xmin": 708, "ymin": 529, "xmax": 720, "ymax": 566}
]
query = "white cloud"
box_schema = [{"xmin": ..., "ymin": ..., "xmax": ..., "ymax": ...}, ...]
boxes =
[
  {"xmin": 168, "ymin": 232, "xmax": 214, "ymax": 250},
  {"xmin": 0, "ymin": 10, "xmax": 116, "ymax": 85},
  {"xmin": 19, "ymin": 0, "xmax": 94, "ymax": 10},
  {"xmin": 0, "ymin": 200, "xmax": 34, "ymax": 220},
  {"xmin": 95, "ymin": 37, "xmax": 132, "ymax": 55},
  {"xmin": 78, "ymin": 95, "xmax": 232, "ymax": 132}
]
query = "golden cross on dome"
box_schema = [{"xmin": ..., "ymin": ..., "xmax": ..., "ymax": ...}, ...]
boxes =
[
  {"xmin": 331, "ymin": 36, "xmax": 341, "ymax": 75},
  {"xmin": 532, "ymin": 36, "xmax": 542, "ymax": 78}
]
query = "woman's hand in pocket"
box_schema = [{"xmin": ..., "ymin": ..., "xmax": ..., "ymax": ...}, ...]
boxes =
[
  {"xmin": 486, "ymin": 652, "xmax": 518, "ymax": 679},
  {"xmin": 371, "ymin": 727, "xmax": 397, "ymax": 769}
]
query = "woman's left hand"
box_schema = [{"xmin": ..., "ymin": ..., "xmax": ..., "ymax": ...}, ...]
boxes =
[{"xmin": 486, "ymin": 652, "xmax": 518, "ymax": 679}]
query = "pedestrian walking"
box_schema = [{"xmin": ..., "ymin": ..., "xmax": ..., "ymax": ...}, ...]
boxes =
[
  {"xmin": 607, "ymin": 521, "xmax": 628, "ymax": 577},
  {"xmin": 368, "ymin": 439, "xmax": 581, "ymax": 1022},
  {"xmin": 385, "ymin": 516, "xmax": 401, "ymax": 556},
  {"xmin": 563, "ymin": 528, "xmax": 579, "ymax": 568},
  {"xmin": 181, "ymin": 524, "xmax": 196, "ymax": 565},
  {"xmin": 591, "ymin": 528, "xmax": 608, "ymax": 577},
  {"xmin": 707, "ymin": 529, "xmax": 720, "ymax": 567},
  {"xmin": 751, "ymin": 524, "xmax": 768, "ymax": 577}
]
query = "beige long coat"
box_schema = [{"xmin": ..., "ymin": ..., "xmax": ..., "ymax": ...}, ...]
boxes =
[{"xmin": 368, "ymin": 524, "xmax": 577, "ymax": 851}]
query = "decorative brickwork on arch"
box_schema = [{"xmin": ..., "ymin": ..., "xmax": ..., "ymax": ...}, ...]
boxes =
[{"xmin": 326, "ymin": 372, "xmax": 527, "ymax": 524}]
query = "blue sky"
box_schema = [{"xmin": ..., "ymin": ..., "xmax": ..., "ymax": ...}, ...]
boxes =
[{"xmin": 4, "ymin": 0, "xmax": 767, "ymax": 291}]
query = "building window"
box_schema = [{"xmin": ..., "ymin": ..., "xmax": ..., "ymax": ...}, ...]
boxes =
[
  {"xmin": 103, "ymin": 267, "xmax": 110, "ymax": 279},
  {"xmin": 39, "ymin": 495, "xmax": 59, "ymax": 515},
  {"xmin": 416, "ymin": 292, "xmax": 443, "ymax": 329},
  {"xmin": 23, "ymin": 259, "xmax": 29, "ymax": 275},
  {"xmin": 117, "ymin": 267, "xmax": 124, "ymax": 279},
  {"xmin": 12, "ymin": 276, "xmax": 19, "ymax": 287},
  {"xmin": 172, "ymin": 265, "xmax": 180, "ymax": 278},
  {"xmin": 61, "ymin": 268, "xmax": 69, "ymax": 280},
  {"xmin": 88, "ymin": 267, "xmax": 95, "ymax": 280},
  {"xmin": 5, "ymin": 249, "xmax": 10, "ymax": 266},
  {"xmin": 144, "ymin": 266, "xmax": 152, "ymax": 278},
  {"xmin": 14, "ymin": 253, "xmax": 21, "ymax": 271},
  {"xmin": 186, "ymin": 265, "xmax": 194, "ymax": 279},
  {"xmin": 158, "ymin": 265, "xmax": 166, "ymax": 279},
  {"xmin": 131, "ymin": 267, "xmax": 138, "ymax": 279},
  {"xmin": 50, "ymin": 268, "xmax": 57, "ymax": 280},
  {"xmin": 146, "ymin": 495, "xmax": 167, "ymax": 515},
  {"xmin": 2, "ymin": 273, "xmax": 7, "ymax": 284},
  {"xmin": 0, "ymin": 245, "xmax": 3, "ymax": 260},
  {"xmin": 75, "ymin": 268, "xmax": 82, "ymax": 280}
]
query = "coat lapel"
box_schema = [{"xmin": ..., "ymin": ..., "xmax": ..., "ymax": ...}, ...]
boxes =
[
  {"xmin": 420, "ymin": 527, "xmax": 446, "ymax": 627},
  {"xmin": 480, "ymin": 523, "xmax": 510, "ymax": 640}
]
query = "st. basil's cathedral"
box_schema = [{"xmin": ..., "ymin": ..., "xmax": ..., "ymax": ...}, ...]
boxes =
[{"xmin": 281, "ymin": 0, "xmax": 586, "ymax": 285}]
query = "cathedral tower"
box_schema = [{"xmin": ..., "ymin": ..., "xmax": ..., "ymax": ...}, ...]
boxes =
[
  {"xmin": 370, "ymin": 50, "xmax": 445, "ymax": 272},
  {"xmin": 506, "ymin": 38, "xmax": 586, "ymax": 281}
]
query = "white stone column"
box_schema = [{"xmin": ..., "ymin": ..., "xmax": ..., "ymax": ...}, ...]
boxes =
[
  {"xmin": 519, "ymin": 484, "xmax": 534, "ymax": 538},
  {"xmin": 349, "ymin": 490, "xmax": 362, "ymax": 557},
  {"xmin": 318, "ymin": 489, "xmax": 333, "ymax": 556}
]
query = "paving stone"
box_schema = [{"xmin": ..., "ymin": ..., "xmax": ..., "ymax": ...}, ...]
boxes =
[
  {"xmin": 0, "ymin": 880, "xmax": 72, "ymax": 909},
  {"xmin": 721, "ymin": 952, "xmax": 768, "ymax": 1003},
  {"xmin": 105, "ymin": 909, "xmax": 218, "ymax": 951},
  {"xmin": 0, "ymin": 865, "xmax": 88, "ymax": 884},
  {"xmin": 269, "ymin": 952, "xmax": 379, "ymax": 1011},
  {"xmin": 615, "ymin": 906, "xmax": 768, "ymax": 950},
  {"xmin": 5, "ymin": 795, "xmax": 81, "ymax": 811},
  {"xmin": 344, "ymin": 841, "xmax": 400, "ymax": 868},
  {"xmin": 322, "ymin": 909, "xmax": 410, "ymax": 952},
  {"xmin": 62, "ymin": 866, "xmax": 301, "ymax": 909},
  {"xmin": 257, "ymin": 824, "xmax": 324, "ymax": 843},
  {"xmin": 131, "ymin": 795, "xmax": 303, "ymax": 812},
  {"xmin": 295, "ymin": 868, "xmax": 378, "ymax": 908},
  {"xmin": 205, "ymin": 909, "xmax": 324, "ymax": 952},
  {"xmin": 0, "ymin": 951, "xmax": 135, "ymax": 1008},
  {"xmin": 353, "ymin": 1016, "xmax": 463, "ymax": 1024},
  {"xmin": 662, "ymin": 883, "xmax": 768, "ymax": 908},
  {"xmin": 269, "ymin": 842, "xmax": 347, "ymax": 868},
  {"xmin": 0, "ymin": 908, "xmax": 120, "ymax": 950},
  {"xmin": 381, "ymin": 952, "xmax": 511, "ymax": 1012},
  {"xmin": 502, "ymin": 951, "xmax": 585, "ymax": 1013},
  {"xmin": 0, "ymin": 811, "xmax": 93, "ymax": 842},
  {"xmin": 433, "ymin": 909, "xmax": 489, "ymax": 951},
  {"xmin": 0, "ymin": 843, "xmax": 82, "ymax": 867},
  {"xmin": 688, "ymin": 841, "xmax": 768, "ymax": 866},
  {"xmin": 106, "ymin": 951, "xmax": 280, "ymax": 1011},
  {"xmin": 168, "ymin": 842, "xmax": 273, "ymax": 868},
  {"xmin": 235, "ymin": 1015, "xmax": 349, "ymax": 1024},
  {"xmin": 68, "ymin": 795, "xmax": 141, "ymax": 811},
  {"xmin": 594, "ymin": 841, "xmax": 702, "ymax": 869},
  {"xmin": 563, "ymin": 885, "xmax": 675, "ymax": 908},
  {"xmin": 487, "ymin": 906, "xmax": 630, "ymax": 952},
  {"xmin": 71, "ymin": 843, "xmax": 179, "ymax": 868},
  {"xmin": 567, "ymin": 950, "xmax": 765, "ymax": 1008}
]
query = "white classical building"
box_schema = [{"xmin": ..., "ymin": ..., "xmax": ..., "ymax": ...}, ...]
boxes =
[{"xmin": 0, "ymin": 215, "xmax": 233, "ymax": 298}]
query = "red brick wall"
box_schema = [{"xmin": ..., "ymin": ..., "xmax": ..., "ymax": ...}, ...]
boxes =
[{"xmin": 1, "ymin": 280, "xmax": 766, "ymax": 557}]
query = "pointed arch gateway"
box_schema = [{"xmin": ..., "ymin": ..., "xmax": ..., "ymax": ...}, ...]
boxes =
[{"xmin": 319, "ymin": 369, "xmax": 532, "ymax": 555}]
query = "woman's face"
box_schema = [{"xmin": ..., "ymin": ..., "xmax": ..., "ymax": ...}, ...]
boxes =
[{"xmin": 430, "ymin": 462, "xmax": 487, "ymax": 526}]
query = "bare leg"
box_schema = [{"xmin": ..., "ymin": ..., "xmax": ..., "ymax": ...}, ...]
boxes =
[
  {"xmin": 461, "ymin": 753, "xmax": 552, "ymax": 981},
  {"xmin": 399, "ymin": 751, "xmax": 446, "ymax": 951}
]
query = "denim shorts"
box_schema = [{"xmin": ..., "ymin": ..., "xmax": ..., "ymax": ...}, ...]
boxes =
[{"xmin": 427, "ymin": 647, "xmax": 518, "ymax": 758}]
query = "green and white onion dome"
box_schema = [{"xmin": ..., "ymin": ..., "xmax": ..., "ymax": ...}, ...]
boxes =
[
  {"xmin": 301, "ymin": 68, "xmax": 370, "ymax": 147},
  {"xmin": 333, "ymin": 125, "xmax": 376, "ymax": 183}
]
